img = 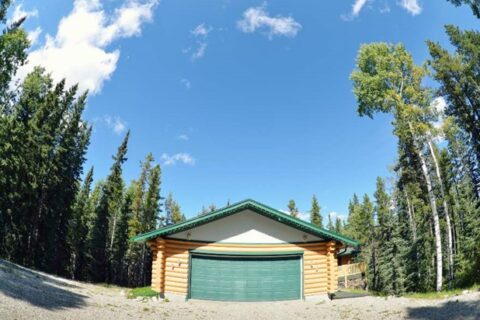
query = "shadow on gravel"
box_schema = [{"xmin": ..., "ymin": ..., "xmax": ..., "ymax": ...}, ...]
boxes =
[
  {"xmin": 407, "ymin": 299, "xmax": 480, "ymax": 320},
  {"xmin": 0, "ymin": 259, "xmax": 87, "ymax": 310}
]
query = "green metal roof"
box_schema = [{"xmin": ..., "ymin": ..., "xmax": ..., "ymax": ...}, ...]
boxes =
[{"xmin": 132, "ymin": 199, "xmax": 359, "ymax": 247}]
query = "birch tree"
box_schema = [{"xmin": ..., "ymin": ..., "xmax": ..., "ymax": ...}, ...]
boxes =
[{"xmin": 350, "ymin": 43, "xmax": 444, "ymax": 291}]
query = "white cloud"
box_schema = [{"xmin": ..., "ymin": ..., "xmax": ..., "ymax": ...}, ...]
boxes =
[
  {"xmin": 343, "ymin": 0, "xmax": 421, "ymax": 19},
  {"xmin": 102, "ymin": 115, "xmax": 128, "ymax": 135},
  {"xmin": 352, "ymin": 0, "xmax": 369, "ymax": 16},
  {"xmin": 328, "ymin": 211, "xmax": 347, "ymax": 221},
  {"xmin": 432, "ymin": 97, "xmax": 447, "ymax": 114},
  {"xmin": 11, "ymin": 4, "xmax": 38, "ymax": 23},
  {"xmin": 177, "ymin": 134, "xmax": 189, "ymax": 141},
  {"xmin": 399, "ymin": 0, "xmax": 422, "ymax": 15},
  {"xmin": 297, "ymin": 211, "xmax": 310, "ymax": 222},
  {"xmin": 191, "ymin": 23, "xmax": 212, "ymax": 37},
  {"xmin": 431, "ymin": 97, "xmax": 447, "ymax": 139},
  {"xmin": 161, "ymin": 153, "xmax": 196, "ymax": 166},
  {"xmin": 237, "ymin": 5, "xmax": 301, "ymax": 39},
  {"xmin": 187, "ymin": 23, "xmax": 212, "ymax": 61},
  {"xmin": 191, "ymin": 42, "xmax": 207, "ymax": 61},
  {"xmin": 180, "ymin": 78, "xmax": 191, "ymax": 89},
  {"xmin": 27, "ymin": 27, "xmax": 42, "ymax": 46},
  {"xmin": 17, "ymin": 0, "xmax": 158, "ymax": 95}
]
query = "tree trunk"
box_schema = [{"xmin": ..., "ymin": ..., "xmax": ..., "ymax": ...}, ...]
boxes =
[
  {"xmin": 408, "ymin": 122, "xmax": 443, "ymax": 292},
  {"xmin": 427, "ymin": 139, "xmax": 454, "ymax": 289},
  {"xmin": 405, "ymin": 191, "xmax": 417, "ymax": 241}
]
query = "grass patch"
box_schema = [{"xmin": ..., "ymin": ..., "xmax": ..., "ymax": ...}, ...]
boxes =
[
  {"xmin": 342, "ymin": 288, "xmax": 372, "ymax": 295},
  {"xmin": 404, "ymin": 284, "xmax": 480, "ymax": 300},
  {"xmin": 128, "ymin": 286, "xmax": 159, "ymax": 299}
]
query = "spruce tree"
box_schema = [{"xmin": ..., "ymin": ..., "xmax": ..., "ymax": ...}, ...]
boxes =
[
  {"xmin": 287, "ymin": 199, "xmax": 299, "ymax": 218},
  {"xmin": 68, "ymin": 167, "xmax": 94, "ymax": 280},
  {"xmin": 310, "ymin": 195, "xmax": 322, "ymax": 227},
  {"xmin": 89, "ymin": 132, "xmax": 129, "ymax": 282}
]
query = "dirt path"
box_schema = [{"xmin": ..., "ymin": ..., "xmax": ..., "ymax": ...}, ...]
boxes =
[{"xmin": 1, "ymin": 259, "xmax": 479, "ymax": 320}]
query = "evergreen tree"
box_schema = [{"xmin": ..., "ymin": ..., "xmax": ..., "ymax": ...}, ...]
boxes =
[
  {"xmin": 287, "ymin": 199, "xmax": 299, "ymax": 218},
  {"xmin": 310, "ymin": 195, "xmax": 322, "ymax": 227},
  {"xmin": 447, "ymin": 0, "xmax": 480, "ymax": 18},
  {"xmin": 327, "ymin": 213, "xmax": 335, "ymax": 231},
  {"xmin": 428, "ymin": 26, "xmax": 480, "ymax": 196},
  {"xmin": 89, "ymin": 132, "xmax": 129, "ymax": 282},
  {"xmin": 68, "ymin": 167, "xmax": 94, "ymax": 280},
  {"xmin": 351, "ymin": 43, "xmax": 445, "ymax": 291},
  {"xmin": 165, "ymin": 193, "xmax": 185, "ymax": 225},
  {"xmin": 335, "ymin": 217, "xmax": 343, "ymax": 234},
  {"xmin": 110, "ymin": 185, "xmax": 133, "ymax": 285}
]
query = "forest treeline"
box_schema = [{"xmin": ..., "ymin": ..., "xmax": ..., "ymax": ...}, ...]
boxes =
[
  {"xmin": 340, "ymin": 25, "xmax": 480, "ymax": 294},
  {"xmin": 1, "ymin": 0, "xmax": 480, "ymax": 293},
  {"xmin": 0, "ymin": 1, "xmax": 188, "ymax": 287}
]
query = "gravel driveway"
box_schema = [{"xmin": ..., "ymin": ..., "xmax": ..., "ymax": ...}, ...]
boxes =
[{"xmin": 1, "ymin": 259, "xmax": 479, "ymax": 320}]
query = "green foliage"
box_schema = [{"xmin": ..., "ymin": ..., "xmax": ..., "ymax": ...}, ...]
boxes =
[
  {"xmin": 428, "ymin": 26, "xmax": 480, "ymax": 196},
  {"xmin": 327, "ymin": 213, "xmax": 334, "ymax": 231},
  {"xmin": 89, "ymin": 132, "xmax": 129, "ymax": 282},
  {"xmin": 310, "ymin": 195, "xmax": 322, "ymax": 227},
  {"xmin": 128, "ymin": 286, "xmax": 160, "ymax": 299},
  {"xmin": 287, "ymin": 199, "xmax": 299, "ymax": 218},
  {"xmin": 165, "ymin": 193, "xmax": 185, "ymax": 225},
  {"xmin": 447, "ymin": 0, "xmax": 480, "ymax": 18}
]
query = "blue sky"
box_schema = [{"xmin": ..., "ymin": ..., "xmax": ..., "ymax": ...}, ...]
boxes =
[{"xmin": 14, "ymin": 0, "xmax": 479, "ymax": 220}]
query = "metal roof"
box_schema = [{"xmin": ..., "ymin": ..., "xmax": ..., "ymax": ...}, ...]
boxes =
[{"xmin": 132, "ymin": 199, "xmax": 359, "ymax": 247}]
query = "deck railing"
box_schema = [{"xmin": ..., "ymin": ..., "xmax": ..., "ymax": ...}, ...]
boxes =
[{"xmin": 338, "ymin": 262, "xmax": 365, "ymax": 277}]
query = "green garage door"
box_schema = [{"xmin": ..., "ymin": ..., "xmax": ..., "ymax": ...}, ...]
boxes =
[{"xmin": 189, "ymin": 254, "xmax": 302, "ymax": 301}]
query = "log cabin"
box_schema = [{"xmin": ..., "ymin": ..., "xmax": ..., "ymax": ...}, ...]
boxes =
[{"xmin": 133, "ymin": 199, "xmax": 359, "ymax": 301}]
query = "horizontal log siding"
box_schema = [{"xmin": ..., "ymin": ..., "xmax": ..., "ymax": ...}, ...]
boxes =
[{"xmin": 149, "ymin": 238, "xmax": 338, "ymax": 297}]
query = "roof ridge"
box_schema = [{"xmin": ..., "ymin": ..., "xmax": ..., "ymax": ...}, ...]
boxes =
[{"xmin": 132, "ymin": 199, "xmax": 359, "ymax": 246}]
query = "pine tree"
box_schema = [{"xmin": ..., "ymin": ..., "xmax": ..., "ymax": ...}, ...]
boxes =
[
  {"xmin": 68, "ymin": 167, "xmax": 94, "ymax": 280},
  {"xmin": 110, "ymin": 185, "xmax": 133, "ymax": 285},
  {"xmin": 327, "ymin": 213, "xmax": 335, "ymax": 231},
  {"xmin": 335, "ymin": 217, "xmax": 343, "ymax": 234},
  {"xmin": 310, "ymin": 195, "xmax": 322, "ymax": 227},
  {"xmin": 447, "ymin": 0, "xmax": 480, "ymax": 18},
  {"xmin": 287, "ymin": 199, "xmax": 299, "ymax": 218},
  {"xmin": 89, "ymin": 132, "xmax": 129, "ymax": 282},
  {"xmin": 165, "ymin": 193, "xmax": 185, "ymax": 225}
]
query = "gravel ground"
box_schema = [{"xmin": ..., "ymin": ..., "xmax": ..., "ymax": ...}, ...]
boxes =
[{"xmin": 1, "ymin": 259, "xmax": 479, "ymax": 320}]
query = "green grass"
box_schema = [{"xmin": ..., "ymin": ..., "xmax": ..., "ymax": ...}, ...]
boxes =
[
  {"xmin": 342, "ymin": 288, "xmax": 372, "ymax": 295},
  {"xmin": 128, "ymin": 286, "xmax": 160, "ymax": 299},
  {"xmin": 404, "ymin": 284, "xmax": 480, "ymax": 300}
]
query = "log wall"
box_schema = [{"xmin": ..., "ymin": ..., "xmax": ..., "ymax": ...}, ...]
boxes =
[{"xmin": 148, "ymin": 238, "xmax": 339, "ymax": 297}]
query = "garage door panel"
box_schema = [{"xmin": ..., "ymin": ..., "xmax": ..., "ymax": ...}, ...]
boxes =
[{"xmin": 190, "ymin": 255, "xmax": 301, "ymax": 301}]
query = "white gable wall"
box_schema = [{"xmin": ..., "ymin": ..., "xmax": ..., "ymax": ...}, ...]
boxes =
[{"xmin": 169, "ymin": 209, "xmax": 323, "ymax": 243}]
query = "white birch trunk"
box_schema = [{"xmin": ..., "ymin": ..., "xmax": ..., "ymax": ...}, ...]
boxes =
[
  {"xmin": 427, "ymin": 139, "xmax": 454, "ymax": 288},
  {"xmin": 405, "ymin": 191, "xmax": 417, "ymax": 242},
  {"xmin": 408, "ymin": 122, "xmax": 443, "ymax": 292}
]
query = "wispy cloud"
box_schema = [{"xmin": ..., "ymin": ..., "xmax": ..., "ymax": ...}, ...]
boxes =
[
  {"xmin": 184, "ymin": 23, "xmax": 212, "ymax": 61},
  {"xmin": 17, "ymin": 0, "xmax": 158, "ymax": 95},
  {"xmin": 191, "ymin": 23, "xmax": 212, "ymax": 37},
  {"xmin": 237, "ymin": 5, "xmax": 301, "ymax": 39},
  {"xmin": 10, "ymin": 4, "xmax": 38, "ymax": 23},
  {"xmin": 399, "ymin": 0, "xmax": 422, "ymax": 15},
  {"xmin": 180, "ymin": 78, "xmax": 191, "ymax": 89},
  {"xmin": 343, "ymin": 0, "xmax": 421, "ymax": 19},
  {"xmin": 27, "ymin": 27, "xmax": 42, "ymax": 46},
  {"xmin": 95, "ymin": 115, "xmax": 128, "ymax": 135},
  {"xmin": 161, "ymin": 153, "xmax": 196, "ymax": 166},
  {"xmin": 177, "ymin": 134, "xmax": 189, "ymax": 141},
  {"xmin": 341, "ymin": 0, "xmax": 370, "ymax": 20},
  {"xmin": 191, "ymin": 42, "xmax": 207, "ymax": 61},
  {"xmin": 328, "ymin": 211, "xmax": 347, "ymax": 221}
]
